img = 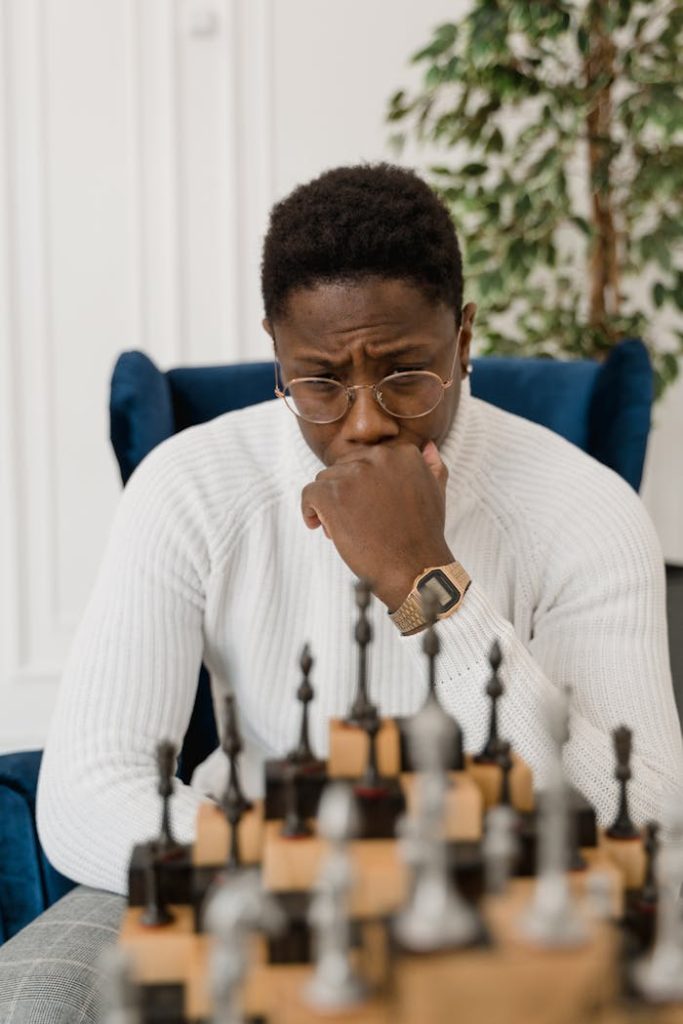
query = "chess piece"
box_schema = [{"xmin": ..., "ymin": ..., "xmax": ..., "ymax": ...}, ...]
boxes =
[
  {"xmin": 474, "ymin": 641, "xmax": 504, "ymax": 763},
  {"xmin": 484, "ymin": 805, "xmax": 518, "ymax": 895},
  {"xmin": 519, "ymin": 694, "xmax": 586, "ymax": 947},
  {"xmin": 280, "ymin": 760, "xmax": 312, "ymax": 838},
  {"xmin": 495, "ymin": 738, "xmax": 513, "ymax": 807},
  {"xmin": 288, "ymin": 644, "xmax": 317, "ymax": 764},
  {"xmin": 641, "ymin": 821, "xmax": 660, "ymax": 904},
  {"xmin": 347, "ymin": 579, "xmax": 375, "ymax": 724},
  {"xmin": 357, "ymin": 702, "xmax": 383, "ymax": 792},
  {"xmin": 396, "ymin": 590, "xmax": 464, "ymax": 771},
  {"xmin": 139, "ymin": 842, "xmax": 174, "ymax": 927},
  {"xmin": 395, "ymin": 698, "xmax": 480, "ymax": 951},
  {"xmin": 635, "ymin": 796, "xmax": 683, "ymax": 1001},
  {"xmin": 221, "ymin": 693, "xmax": 252, "ymax": 817},
  {"xmin": 100, "ymin": 947, "xmax": 141, "ymax": 1024},
  {"xmin": 304, "ymin": 783, "xmax": 367, "ymax": 1010},
  {"xmin": 606, "ymin": 725, "xmax": 639, "ymax": 840},
  {"xmin": 155, "ymin": 740, "xmax": 178, "ymax": 849},
  {"xmin": 421, "ymin": 588, "xmax": 440, "ymax": 705},
  {"xmin": 223, "ymin": 782, "xmax": 245, "ymax": 872},
  {"xmin": 205, "ymin": 872, "xmax": 285, "ymax": 1024}
]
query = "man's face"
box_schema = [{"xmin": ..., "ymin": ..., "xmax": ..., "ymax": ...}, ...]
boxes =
[{"xmin": 265, "ymin": 277, "xmax": 474, "ymax": 467}]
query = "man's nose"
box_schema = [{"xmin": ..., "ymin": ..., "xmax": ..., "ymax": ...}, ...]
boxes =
[{"xmin": 339, "ymin": 386, "xmax": 400, "ymax": 445}]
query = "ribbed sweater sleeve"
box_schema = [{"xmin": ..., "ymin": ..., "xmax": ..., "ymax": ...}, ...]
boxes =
[
  {"xmin": 36, "ymin": 440, "xmax": 212, "ymax": 894},
  {"xmin": 405, "ymin": 458, "xmax": 683, "ymax": 828}
]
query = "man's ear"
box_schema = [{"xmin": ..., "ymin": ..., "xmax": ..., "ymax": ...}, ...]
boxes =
[
  {"xmin": 262, "ymin": 317, "xmax": 275, "ymax": 353},
  {"xmin": 458, "ymin": 302, "xmax": 476, "ymax": 379}
]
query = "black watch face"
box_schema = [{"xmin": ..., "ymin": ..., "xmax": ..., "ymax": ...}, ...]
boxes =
[{"xmin": 416, "ymin": 570, "xmax": 461, "ymax": 614}]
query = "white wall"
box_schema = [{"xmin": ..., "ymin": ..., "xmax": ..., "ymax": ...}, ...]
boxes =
[{"xmin": 0, "ymin": 0, "xmax": 681, "ymax": 752}]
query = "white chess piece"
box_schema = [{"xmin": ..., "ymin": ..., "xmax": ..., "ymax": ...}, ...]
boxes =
[
  {"xmin": 204, "ymin": 871, "xmax": 285, "ymax": 1024},
  {"xmin": 484, "ymin": 805, "xmax": 518, "ymax": 895},
  {"xmin": 634, "ymin": 793, "xmax": 683, "ymax": 1002},
  {"xmin": 99, "ymin": 947, "xmax": 141, "ymax": 1024},
  {"xmin": 304, "ymin": 783, "xmax": 368, "ymax": 1011},
  {"xmin": 395, "ymin": 698, "xmax": 479, "ymax": 951},
  {"xmin": 519, "ymin": 693, "xmax": 586, "ymax": 947}
]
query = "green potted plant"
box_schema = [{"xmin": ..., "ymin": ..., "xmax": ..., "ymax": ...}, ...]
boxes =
[{"xmin": 387, "ymin": 0, "xmax": 683, "ymax": 396}]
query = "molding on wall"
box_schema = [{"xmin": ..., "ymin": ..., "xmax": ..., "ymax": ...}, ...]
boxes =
[
  {"xmin": 0, "ymin": 0, "xmax": 22, "ymax": 681},
  {"xmin": 236, "ymin": 0, "xmax": 275, "ymax": 361}
]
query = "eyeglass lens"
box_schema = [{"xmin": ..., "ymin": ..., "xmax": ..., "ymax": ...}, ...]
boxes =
[{"xmin": 284, "ymin": 372, "xmax": 446, "ymax": 423}]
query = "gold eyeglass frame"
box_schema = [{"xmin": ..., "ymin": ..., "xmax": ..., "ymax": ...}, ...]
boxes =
[{"xmin": 274, "ymin": 340, "xmax": 461, "ymax": 425}]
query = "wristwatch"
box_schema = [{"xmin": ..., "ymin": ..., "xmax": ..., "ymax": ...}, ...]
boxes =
[{"xmin": 389, "ymin": 560, "xmax": 471, "ymax": 636}]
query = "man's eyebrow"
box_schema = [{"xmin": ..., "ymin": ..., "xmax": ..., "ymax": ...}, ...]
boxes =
[{"xmin": 292, "ymin": 341, "xmax": 432, "ymax": 368}]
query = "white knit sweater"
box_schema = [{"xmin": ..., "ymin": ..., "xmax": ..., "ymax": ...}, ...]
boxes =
[{"xmin": 37, "ymin": 387, "xmax": 683, "ymax": 894}]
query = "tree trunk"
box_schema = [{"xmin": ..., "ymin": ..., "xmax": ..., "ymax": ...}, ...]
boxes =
[{"xmin": 584, "ymin": 4, "xmax": 620, "ymax": 338}]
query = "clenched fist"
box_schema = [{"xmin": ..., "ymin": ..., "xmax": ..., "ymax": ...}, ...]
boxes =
[{"xmin": 301, "ymin": 440, "xmax": 454, "ymax": 611}]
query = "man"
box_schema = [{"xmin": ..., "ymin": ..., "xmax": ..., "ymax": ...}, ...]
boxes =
[{"xmin": 2, "ymin": 163, "xmax": 681, "ymax": 1020}]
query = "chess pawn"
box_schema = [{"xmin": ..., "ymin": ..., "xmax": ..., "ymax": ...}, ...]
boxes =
[
  {"xmin": 606, "ymin": 725, "xmax": 639, "ymax": 840},
  {"xmin": 288, "ymin": 644, "xmax": 317, "ymax": 764},
  {"xmin": 634, "ymin": 796, "xmax": 683, "ymax": 1002},
  {"xmin": 519, "ymin": 694, "xmax": 586, "ymax": 947},
  {"xmin": 205, "ymin": 872, "xmax": 285, "ymax": 1024},
  {"xmin": 99, "ymin": 947, "xmax": 141, "ymax": 1024},
  {"xmin": 305, "ymin": 783, "xmax": 367, "ymax": 1011},
  {"xmin": 347, "ymin": 579, "xmax": 375, "ymax": 724},
  {"xmin": 484, "ymin": 805, "xmax": 518, "ymax": 895}
]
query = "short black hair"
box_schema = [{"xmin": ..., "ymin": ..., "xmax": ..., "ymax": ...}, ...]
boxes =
[{"xmin": 261, "ymin": 163, "xmax": 463, "ymax": 323}]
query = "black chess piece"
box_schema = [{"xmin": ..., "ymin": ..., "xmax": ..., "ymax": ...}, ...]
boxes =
[
  {"xmin": 223, "ymin": 783, "xmax": 245, "ymax": 872},
  {"xmin": 495, "ymin": 738, "xmax": 513, "ymax": 807},
  {"xmin": 288, "ymin": 644, "xmax": 317, "ymax": 764},
  {"xmin": 155, "ymin": 740, "xmax": 178, "ymax": 849},
  {"xmin": 140, "ymin": 843, "xmax": 174, "ymax": 927},
  {"xmin": 347, "ymin": 579, "xmax": 375, "ymax": 724},
  {"xmin": 474, "ymin": 641, "xmax": 504, "ymax": 764},
  {"xmin": 357, "ymin": 703, "xmax": 383, "ymax": 792},
  {"xmin": 421, "ymin": 589, "xmax": 440, "ymax": 707},
  {"xmin": 280, "ymin": 761, "xmax": 312, "ymax": 839},
  {"xmin": 641, "ymin": 821, "xmax": 660, "ymax": 903},
  {"xmin": 606, "ymin": 725, "xmax": 639, "ymax": 840},
  {"xmin": 221, "ymin": 693, "xmax": 253, "ymax": 817}
]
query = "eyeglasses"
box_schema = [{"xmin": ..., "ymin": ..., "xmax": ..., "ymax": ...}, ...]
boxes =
[{"xmin": 274, "ymin": 345, "xmax": 460, "ymax": 425}]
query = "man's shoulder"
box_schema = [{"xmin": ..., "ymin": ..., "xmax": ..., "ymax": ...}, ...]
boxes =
[
  {"xmin": 469, "ymin": 396, "xmax": 652, "ymax": 543},
  {"xmin": 122, "ymin": 399, "xmax": 296, "ymax": 535}
]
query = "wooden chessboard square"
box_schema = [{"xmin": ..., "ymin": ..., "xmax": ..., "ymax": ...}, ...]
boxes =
[
  {"xmin": 400, "ymin": 770, "xmax": 483, "ymax": 842},
  {"xmin": 464, "ymin": 753, "xmax": 534, "ymax": 813},
  {"xmin": 193, "ymin": 800, "xmax": 264, "ymax": 867},
  {"xmin": 119, "ymin": 905, "xmax": 199, "ymax": 984},
  {"xmin": 328, "ymin": 718, "xmax": 400, "ymax": 778}
]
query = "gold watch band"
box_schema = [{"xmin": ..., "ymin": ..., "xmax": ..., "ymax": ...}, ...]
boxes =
[{"xmin": 389, "ymin": 561, "xmax": 471, "ymax": 636}]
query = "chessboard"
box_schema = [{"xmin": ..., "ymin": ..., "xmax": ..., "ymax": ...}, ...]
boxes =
[{"xmin": 110, "ymin": 582, "xmax": 683, "ymax": 1024}]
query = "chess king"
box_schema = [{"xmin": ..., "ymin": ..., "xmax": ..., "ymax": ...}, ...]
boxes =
[{"xmin": 6, "ymin": 163, "xmax": 679, "ymax": 1022}]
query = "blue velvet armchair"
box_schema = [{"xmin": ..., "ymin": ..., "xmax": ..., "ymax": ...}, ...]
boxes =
[{"xmin": 0, "ymin": 339, "xmax": 653, "ymax": 944}]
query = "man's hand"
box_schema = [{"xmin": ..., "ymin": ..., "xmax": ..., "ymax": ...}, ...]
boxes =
[{"xmin": 301, "ymin": 441, "xmax": 454, "ymax": 611}]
